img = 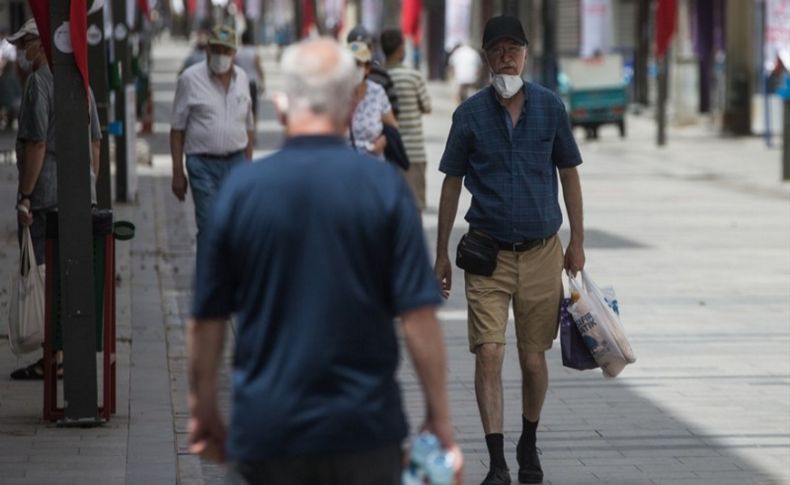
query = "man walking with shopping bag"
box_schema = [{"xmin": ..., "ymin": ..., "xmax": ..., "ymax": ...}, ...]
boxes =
[
  {"xmin": 434, "ymin": 15, "xmax": 586, "ymax": 485},
  {"xmin": 7, "ymin": 18, "xmax": 101, "ymax": 379}
]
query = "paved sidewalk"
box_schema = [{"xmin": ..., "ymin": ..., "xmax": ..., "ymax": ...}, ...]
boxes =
[{"xmin": 0, "ymin": 37, "xmax": 788, "ymax": 485}]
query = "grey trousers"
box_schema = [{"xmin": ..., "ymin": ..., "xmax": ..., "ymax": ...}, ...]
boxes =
[{"xmin": 225, "ymin": 445, "xmax": 402, "ymax": 485}]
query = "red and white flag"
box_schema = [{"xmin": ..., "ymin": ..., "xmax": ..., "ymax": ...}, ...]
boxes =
[
  {"xmin": 401, "ymin": 0, "xmax": 422, "ymax": 45},
  {"xmin": 28, "ymin": 0, "xmax": 89, "ymax": 97},
  {"xmin": 656, "ymin": 0, "xmax": 677, "ymax": 59}
]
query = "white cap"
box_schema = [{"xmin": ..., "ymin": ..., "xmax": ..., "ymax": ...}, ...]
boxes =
[{"xmin": 7, "ymin": 18, "xmax": 39, "ymax": 46}]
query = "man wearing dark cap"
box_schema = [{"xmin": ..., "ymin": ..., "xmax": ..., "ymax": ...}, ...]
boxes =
[{"xmin": 434, "ymin": 15, "xmax": 585, "ymax": 485}]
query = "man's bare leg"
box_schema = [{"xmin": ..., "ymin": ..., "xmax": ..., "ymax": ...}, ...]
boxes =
[
  {"xmin": 475, "ymin": 343, "xmax": 506, "ymax": 433},
  {"xmin": 516, "ymin": 349, "xmax": 548, "ymax": 483},
  {"xmin": 476, "ymin": 343, "xmax": 511, "ymax": 482}
]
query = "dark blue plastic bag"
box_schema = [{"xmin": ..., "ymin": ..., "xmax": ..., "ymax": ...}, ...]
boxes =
[{"xmin": 560, "ymin": 298, "xmax": 599, "ymax": 371}]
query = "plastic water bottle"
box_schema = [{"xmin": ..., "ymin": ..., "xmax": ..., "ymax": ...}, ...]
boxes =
[{"xmin": 402, "ymin": 433, "xmax": 456, "ymax": 485}]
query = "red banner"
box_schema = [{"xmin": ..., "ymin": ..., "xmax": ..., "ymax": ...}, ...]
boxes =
[
  {"xmin": 302, "ymin": 0, "xmax": 316, "ymax": 38},
  {"xmin": 28, "ymin": 0, "xmax": 90, "ymax": 97},
  {"xmin": 656, "ymin": 0, "xmax": 677, "ymax": 59},
  {"xmin": 401, "ymin": 0, "xmax": 423, "ymax": 45},
  {"xmin": 27, "ymin": 0, "xmax": 52, "ymax": 65},
  {"xmin": 137, "ymin": 0, "xmax": 152, "ymax": 21},
  {"xmin": 70, "ymin": 0, "xmax": 90, "ymax": 98}
]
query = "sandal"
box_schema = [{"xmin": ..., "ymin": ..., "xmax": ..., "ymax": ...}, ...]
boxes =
[{"xmin": 10, "ymin": 359, "xmax": 63, "ymax": 380}]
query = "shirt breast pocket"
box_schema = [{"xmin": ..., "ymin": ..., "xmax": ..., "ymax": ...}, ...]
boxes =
[
  {"xmin": 235, "ymin": 95, "xmax": 251, "ymax": 123},
  {"xmin": 527, "ymin": 139, "xmax": 553, "ymax": 179}
]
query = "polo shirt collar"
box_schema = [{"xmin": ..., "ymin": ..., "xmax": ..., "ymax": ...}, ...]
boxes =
[{"xmin": 284, "ymin": 134, "xmax": 347, "ymax": 148}]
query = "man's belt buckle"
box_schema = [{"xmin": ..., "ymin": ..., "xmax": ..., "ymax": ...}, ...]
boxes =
[{"xmin": 510, "ymin": 239, "xmax": 542, "ymax": 252}]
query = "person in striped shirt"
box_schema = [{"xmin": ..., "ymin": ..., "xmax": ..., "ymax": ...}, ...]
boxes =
[{"xmin": 381, "ymin": 29, "xmax": 432, "ymax": 211}]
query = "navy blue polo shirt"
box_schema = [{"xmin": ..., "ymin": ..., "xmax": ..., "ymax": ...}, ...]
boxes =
[
  {"xmin": 191, "ymin": 135, "xmax": 442, "ymax": 462},
  {"xmin": 439, "ymin": 82, "xmax": 582, "ymax": 242}
]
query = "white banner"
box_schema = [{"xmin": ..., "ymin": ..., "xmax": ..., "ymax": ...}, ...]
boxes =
[
  {"xmin": 245, "ymin": 0, "xmax": 261, "ymax": 20},
  {"xmin": 196, "ymin": 0, "xmax": 208, "ymax": 20},
  {"xmin": 445, "ymin": 0, "xmax": 472, "ymax": 51},
  {"xmin": 324, "ymin": 0, "xmax": 346, "ymax": 31},
  {"xmin": 580, "ymin": 0, "xmax": 614, "ymax": 58},
  {"xmin": 765, "ymin": 0, "xmax": 790, "ymax": 71},
  {"xmin": 362, "ymin": 0, "xmax": 382, "ymax": 34}
]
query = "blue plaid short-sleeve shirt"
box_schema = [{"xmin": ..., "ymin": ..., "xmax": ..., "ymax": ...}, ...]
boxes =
[{"xmin": 439, "ymin": 82, "xmax": 582, "ymax": 242}]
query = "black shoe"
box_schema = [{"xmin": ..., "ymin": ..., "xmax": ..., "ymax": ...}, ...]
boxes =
[
  {"xmin": 481, "ymin": 466, "xmax": 511, "ymax": 485},
  {"xmin": 516, "ymin": 440, "xmax": 543, "ymax": 484}
]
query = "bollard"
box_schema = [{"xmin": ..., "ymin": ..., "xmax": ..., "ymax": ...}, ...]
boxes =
[
  {"xmin": 784, "ymin": 99, "xmax": 790, "ymax": 181},
  {"xmin": 779, "ymin": 77, "xmax": 790, "ymax": 181}
]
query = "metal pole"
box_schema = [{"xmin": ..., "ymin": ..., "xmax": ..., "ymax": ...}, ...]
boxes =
[
  {"xmin": 427, "ymin": 0, "xmax": 446, "ymax": 81},
  {"xmin": 723, "ymin": 0, "xmax": 753, "ymax": 135},
  {"xmin": 50, "ymin": 0, "xmax": 99, "ymax": 424},
  {"xmin": 634, "ymin": 0, "xmax": 650, "ymax": 106},
  {"xmin": 657, "ymin": 53, "xmax": 669, "ymax": 146},
  {"xmin": 112, "ymin": 0, "xmax": 130, "ymax": 201},
  {"xmin": 293, "ymin": 0, "xmax": 303, "ymax": 40},
  {"xmin": 541, "ymin": 0, "xmax": 557, "ymax": 92},
  {"xmin": 88, "ymin": 7, "xmax": 112, "ymax": 209},
  {"xmin": 783, "ymin": 100, "xmax": 790, "ymax": 181},
  {"xmin": 502, "ymin": 0, "xmax": 518, "ymax": 16}
]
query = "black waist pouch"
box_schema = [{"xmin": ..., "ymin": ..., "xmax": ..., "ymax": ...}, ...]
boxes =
[{"xmin": 456, "ymin": 231, "xmax": 499, "ymax": 276}]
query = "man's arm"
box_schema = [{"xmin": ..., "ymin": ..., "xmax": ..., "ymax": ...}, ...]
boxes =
[
  {"xmin": 19, "ymin": 141, "xmax": 46, "ymax": 196},
  {"xmin": 434, "ymin": 175, "xmax": 463, "ymax": 298},
  {"xmin": 559, "ymin": 166, "xmax": 585, "ymax": 275},
  {"xmin": 186, "ymin": 318, "xmax": 228, "ymax": 463},
  {"xmin": 17, "ymin": 141, "xmax": 46, "ymax": 225},
  {"xmin": 245, "ymin": 130, "xmax": 255, "ymax": 160},
  {"xmin": 91, "ymin": 140, "xmax": 100, "ymax": 177},
  {"xmin": 417, "ymin": 76, "xmax": 432, "ymax": 114},
  {"xmin": 170, "ymin": 129, "xmax": 188, "ymax": 201}
]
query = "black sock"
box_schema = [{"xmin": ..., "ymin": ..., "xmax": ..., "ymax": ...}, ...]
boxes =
[
  {"xmin": 519, "ymin": 416, "xmax": 539, "ymax": 448},
  {"xmin": 485, "ymin": 433, "xmax": 508, "ymax": 469}
]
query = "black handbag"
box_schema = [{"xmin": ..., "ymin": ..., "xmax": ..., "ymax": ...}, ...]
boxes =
[{"xmin": 456, "ymin": 231, "xmax": 499, "ymax": 276}]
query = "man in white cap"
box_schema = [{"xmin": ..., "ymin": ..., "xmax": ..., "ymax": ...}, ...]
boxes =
[
  {"xmin": 8, "ymin": 18, "xmax": 102, "ymax": 380},
  {"xmin": 170, "ymin": 24, "xmax": 254, "ymax": 262}
]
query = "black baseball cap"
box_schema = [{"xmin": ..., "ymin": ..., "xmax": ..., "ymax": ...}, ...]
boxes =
[
  {"xmin": 482, "ymin": 15, "xmax": 528, "ymax": 50},
  {"xmin": 346, "ymin": 25, "xmax": 373, "ymax": 46}
]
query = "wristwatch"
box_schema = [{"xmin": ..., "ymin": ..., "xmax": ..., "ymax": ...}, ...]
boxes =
[{"xmin": 17, "ymin": 191, "xmax": 31, "ymax": 203}]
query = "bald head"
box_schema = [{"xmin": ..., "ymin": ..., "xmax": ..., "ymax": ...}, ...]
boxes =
[{"xmin": 280, "ymin": 38, "xmax": 357, "ymax": 131}]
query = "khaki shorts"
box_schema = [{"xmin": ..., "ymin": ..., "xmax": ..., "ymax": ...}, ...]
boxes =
[
  {"xmin": 464, "ymin": 234, "xmax": 564, "ymax": 353},
  {"xmin": 403, "ymin": 162, "xmax": 426, "ymax": 210}
]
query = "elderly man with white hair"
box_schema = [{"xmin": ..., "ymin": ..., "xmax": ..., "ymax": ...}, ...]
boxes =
[{"xmin": 186, "ymin": 38, "xmax": 461, "ymax": 485}]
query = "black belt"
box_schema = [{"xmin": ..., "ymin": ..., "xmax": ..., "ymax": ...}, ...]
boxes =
[
  {"xmin": 191, "ymin": 150, "xmax": 244, "ymax": 160},
  {"xmin": 497, "ymin": 238, "xmax": 546, "ymax": 252}
]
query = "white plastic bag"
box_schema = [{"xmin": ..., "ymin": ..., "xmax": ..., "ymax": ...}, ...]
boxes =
[
  {"xmin": 568, "ymin": 271, "xmax": 635, "ymax": 378},
  {"xmin": 7, "ymin": 226, "xmax": 45, "ymax": 355}
]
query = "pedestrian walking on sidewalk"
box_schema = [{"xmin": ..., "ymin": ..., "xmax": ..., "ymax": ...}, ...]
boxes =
[
  {"xmin": 347, "ymin": 25, "xmax": 400, "ymax": 117},
  {"xmin": 434, "ymin": 15, "xmax": 586, "ymax": 485},
  {"xmin": 7, "ymin": 18, "xmax": 102, "ymax": 380},
  {"xmin": 234, "ymin": 28, "xmax": 265, "ymax": 122},
  {"xmin": 381, "ymin": 28, "xmax": 432, "ymax": 211},
  {"xmin": 448, "ymin": 42, "xmax": 484, "ymax": 103},
  {"xmin": 186, "ymin": 37, "xmax": 461, "ymax": 485},
  {"xmin": 179, "ymin": 19, "xmax": 212, "ymax": 75},
  {"xmin": 348, "ymin": 41, "xmax": 398, "ymax": 159},
  {"xmin": 170, "ymin": 24, "xmax": 254, "ymax": 261}
]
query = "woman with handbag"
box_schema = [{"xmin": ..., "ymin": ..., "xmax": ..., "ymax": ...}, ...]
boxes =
[{"xmin": 347, "ymin": 42, "xmax": 398, "ymax": 160}]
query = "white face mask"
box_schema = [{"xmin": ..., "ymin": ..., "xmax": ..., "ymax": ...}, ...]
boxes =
[
  {"xmin": 17, "ymin": 51, "xmax": 33, "ymax": 72},
  {"xmin": 208, "ymin": 54, "xmax": 233, "ymax": 74},
  {"xmin": 492, "ymin": 74, "xmax": 523, "ymax": 99}
]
